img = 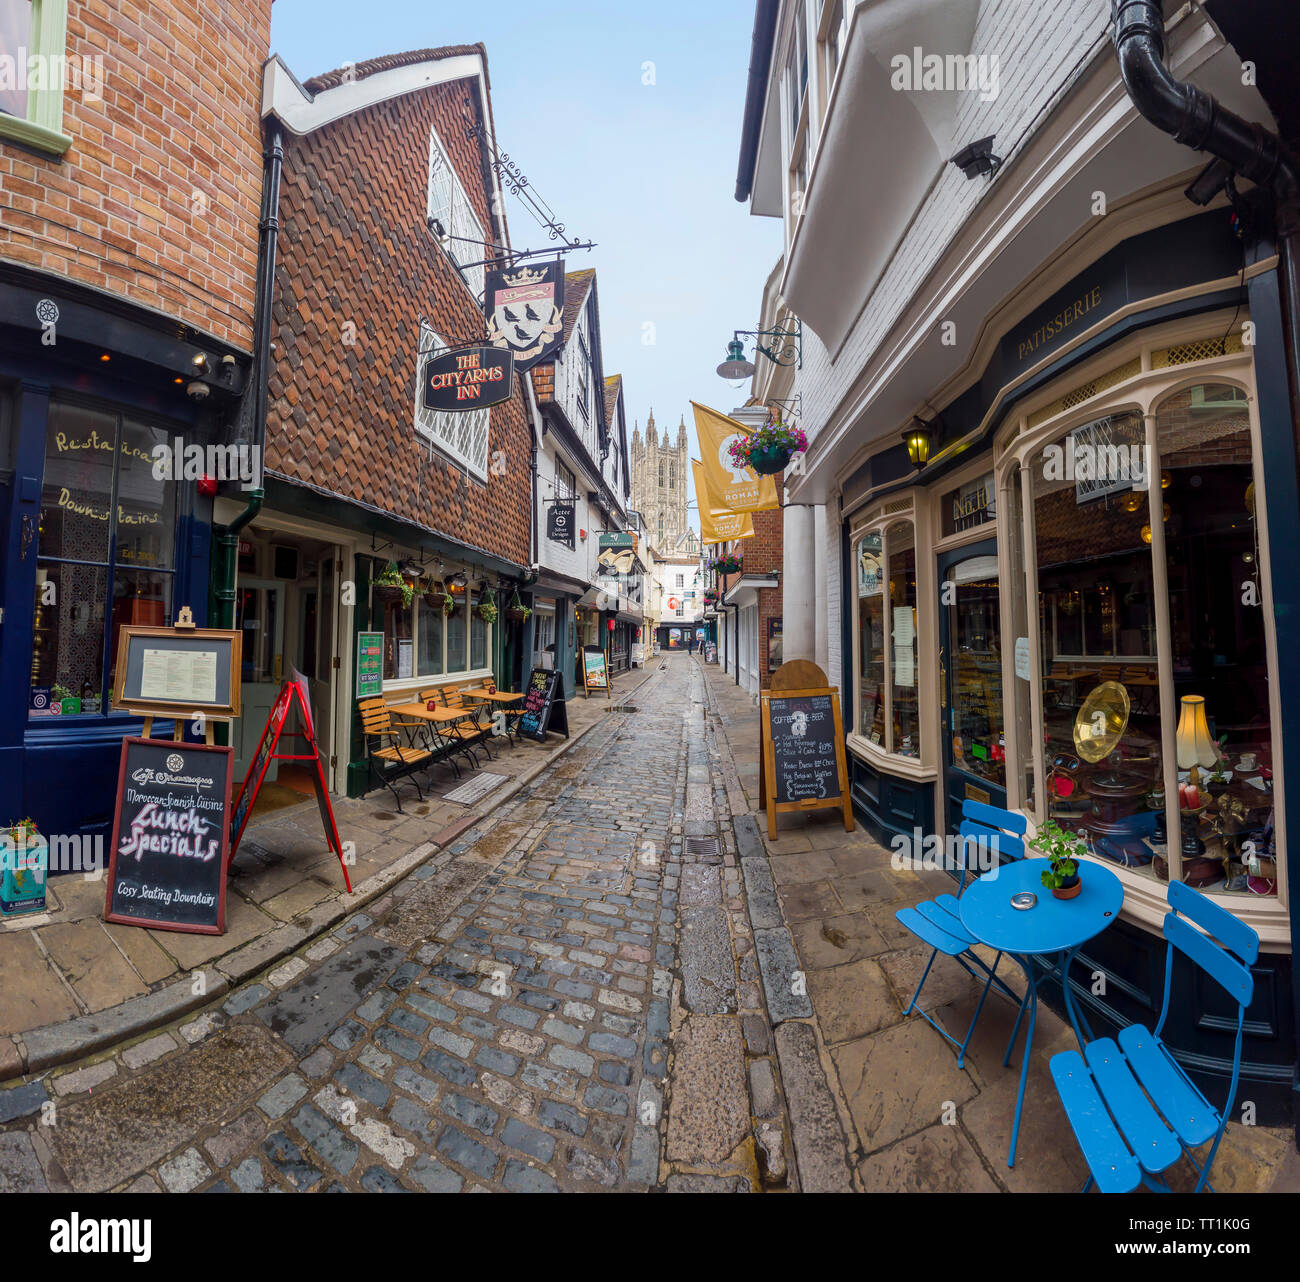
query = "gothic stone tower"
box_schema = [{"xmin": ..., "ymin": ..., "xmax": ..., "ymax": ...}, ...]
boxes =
[{"xmin": 630, "ymin": 410, "xmax": 689, "ymax": 550}]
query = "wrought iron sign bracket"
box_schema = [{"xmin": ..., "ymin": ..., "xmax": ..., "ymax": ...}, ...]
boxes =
[{"xmin": 734, "ymin": 317, "xmax": 802, "ymax": 369}]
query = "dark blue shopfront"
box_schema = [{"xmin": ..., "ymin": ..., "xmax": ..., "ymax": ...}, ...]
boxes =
[
  {"xmin": 0, "ymin": 269, "xmax": 248, "ymax": 850},
  {"xmin": 837, "ymin": 208, "xmax": 1300, "ymax": 1128}
]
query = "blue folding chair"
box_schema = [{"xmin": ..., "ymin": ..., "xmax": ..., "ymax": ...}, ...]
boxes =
[
  {"xmin": 1050, "ymin": 880, "xmax": 1258, "ymax": 1193},
  {"xmin": 894, "ymin": 800, "xmax": 1029, "ymax": 1067}
]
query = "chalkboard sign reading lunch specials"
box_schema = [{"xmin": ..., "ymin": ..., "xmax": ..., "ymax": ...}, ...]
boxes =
[
  {"xmin": 104, "ymin": 739, "xmax": 233, "ymax": 934},
  {"xmin": 760, "ymin": 662, "xmax": 853, "ymax": 840}
]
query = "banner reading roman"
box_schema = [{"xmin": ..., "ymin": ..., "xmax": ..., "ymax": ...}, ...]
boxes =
[
  {"xmin": 484, "ymin": 259, "xmax": 566, "ymax": 373},
  {"xmin": 691, "ymin": 402, "xmax": 780, "ymax": 513},
  {"xmin": 692, "ymin": 459, "xmax": 755, "ymax": 543}
]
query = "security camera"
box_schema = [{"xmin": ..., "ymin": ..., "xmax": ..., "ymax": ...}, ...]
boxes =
[{"xmin": 186, "ymin": 381, "xmax": 210, "ymax": 401}]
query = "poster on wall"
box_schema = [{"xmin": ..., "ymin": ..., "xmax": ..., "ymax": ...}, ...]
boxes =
[
  {"xmin": 356, "ymin": 631, "xmax": 384, "ymax": 698},
  {"xmin": 767, "ymin": 618, "xmax": 783, "ymax": 671}
]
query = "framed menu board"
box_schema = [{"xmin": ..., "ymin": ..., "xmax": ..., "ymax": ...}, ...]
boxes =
[
  {"xmin": 113, "ymin": 623, "xmax": 242, "ymax": 718},
  {"xmin": 582, "ymin": 646, "xmax": 610, "ymax": 699}
]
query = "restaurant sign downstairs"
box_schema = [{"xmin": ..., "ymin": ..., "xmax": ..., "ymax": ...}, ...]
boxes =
[{"xmin": 422, "ymin": 345, "xmax": 515, "ymax": 412}]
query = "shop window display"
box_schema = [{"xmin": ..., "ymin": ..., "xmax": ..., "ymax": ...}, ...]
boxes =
[
  {"xmin": 31, "ymin": 402, "xmax": 176, "ymax": 716},
  {"xmin": 1022, "ymin": 386, "xmax": 1274, "ymax": 897},
  {"xmin": 852, "ymin": 520, "xmax": 921, "ymax": 761}
]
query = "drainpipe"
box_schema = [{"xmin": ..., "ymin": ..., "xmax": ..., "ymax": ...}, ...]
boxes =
[
  {"xmin": 1112, "ymin": 0, "xmax": 1300, "ymax": 1143},
  {"xmin": 211, "ymin": 118, "xmax": 282, "ymax": 628},
  {"xmin": 1111, "ymin": 0, "xmax": 1300, "ymax": 446}
]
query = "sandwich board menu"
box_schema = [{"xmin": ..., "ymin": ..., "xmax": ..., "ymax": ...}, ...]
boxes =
[
  {"xmin": 518, "ymin": 667, "xmax": 568, "ymax": 742},
  {"xmin": 582, "ymin": 645, "xmax": 610, "ymax": 699},
  {"xmin": 104, "ymin": 738, "xmax": 233, "ymax": 934},
  {"xmin": 760, "ymin": 661, "xmax": 854, "ymax": 840}
]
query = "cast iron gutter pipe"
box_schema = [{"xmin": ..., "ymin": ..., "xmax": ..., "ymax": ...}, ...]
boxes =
[
  {"xmin": 212, "ymin": 117, "xmax": 282, "ymax": 630},
  {"xmin": 1111, "ymin": 0, "xmax": 1300, "ymax": 425},
  {"xmin": 1112, "ymin": 0, "xmax": 1296, "ymax": 198}
]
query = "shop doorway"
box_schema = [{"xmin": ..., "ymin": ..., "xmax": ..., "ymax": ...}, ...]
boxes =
[
  {"xmin": 235, "ymin": 578, "xmax": 285, "ymax": 783},
  {"xmin": 938, "ymin": 540, "xmax": 1006, "ymax": 831}
]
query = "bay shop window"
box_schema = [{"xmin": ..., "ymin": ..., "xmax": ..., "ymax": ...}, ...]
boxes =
[
  {"xmin": 853, "ymin": 514, "xmax": 922, "ymax": 761},
  {"xmin": 1000, "ymin": 336, "xmax": 1283, "ymax": 927}
]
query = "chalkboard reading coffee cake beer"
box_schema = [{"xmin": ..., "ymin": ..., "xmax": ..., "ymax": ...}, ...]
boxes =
[
  {"xmin": 104, "ymin": 738, "xmax": 233, "ymax": 934},
  {"xmin": 768, "ymin": 695, "xmax": 841, "ymax": 804}
]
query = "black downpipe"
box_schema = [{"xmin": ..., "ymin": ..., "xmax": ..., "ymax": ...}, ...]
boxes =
[
  {"xmin": 211, "ymin": 118, "xmax": 282, "ymax": 630},
  {"xmin": 1113, "ymin": 0, "xmax": 1300, "ymax": 1143}
]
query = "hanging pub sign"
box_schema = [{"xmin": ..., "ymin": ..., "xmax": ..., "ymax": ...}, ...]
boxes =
[
  {"xmin": 597, "ymin": 532, "xmax": 637, "ymax": 576},
  {"xmin": 547, "ymin": 500, "xmax": 575, "ymax": 549},
  {"xmin": 484, "ymin": 260, "xmax": 566, "ymax": 373},
  {"xmin": 422, "ymin": 345, "xmax": 514, "ymax": 413}
]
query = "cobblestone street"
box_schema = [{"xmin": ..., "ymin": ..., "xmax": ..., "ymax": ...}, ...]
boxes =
[{"xmin": 0, "ymin": 657, "xmax": 805, "ymax": 1194}]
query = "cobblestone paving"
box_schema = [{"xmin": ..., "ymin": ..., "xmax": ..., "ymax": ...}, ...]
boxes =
[{"xmin": 3, "ymin": 658, "xmax": 772, "ymax": 1194}]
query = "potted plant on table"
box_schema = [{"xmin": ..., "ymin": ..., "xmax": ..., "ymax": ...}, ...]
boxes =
[
  {"xmin": 373, "ymin": 562, "xmax": 414, "ymax": 608},
  {"xmin": 727, "ymin": 419, "xmax": 809, "ymax": 476},
  {"xmin": 1031, "ymin": 820, "xmax": 1086, "ymax": 900}
]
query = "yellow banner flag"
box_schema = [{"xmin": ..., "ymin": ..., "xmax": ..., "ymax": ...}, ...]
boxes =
[
  {"xmin": 692, "ymin": 460, "xmax": 754, "ymax": 543},
  {"xmin": 691, "ymin": 401, "xmax": 780, "ymax": 513}
]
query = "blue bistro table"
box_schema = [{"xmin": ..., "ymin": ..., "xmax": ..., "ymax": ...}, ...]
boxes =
[{"xmin": 959, "ymin": 856, "xmax": 1124, "ymax": 1167}]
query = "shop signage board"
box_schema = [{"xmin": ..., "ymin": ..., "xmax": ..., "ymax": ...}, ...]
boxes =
[
  {"xmin": 547, "ymin": 501, "xmax": 575, "ymax": 549},
  {"xmin": 229, "ymin": 674, "xmax": 351, "ymax": 892},
  {"xmin": 760, "ymin": 661, "xmax": 854, "ymax": 840},
  {"xmin": 356, "ymin": 631, "xmax": 384, "ymax": 698},
  {"xmin": 582, "ymin": 645, "xmax": 610, "ymax": 699},
  {"xmin": 484, "ymin": 259, "xmax": 566, "ymax": 373},
  {"xmin": 422, "ymin": 345, "xmax": 514, "ymax": 412},
  {"xmin": 104, "ymin": 738, "xmax": 233, "ymax": 934},
  {"xmin": 518, "ymin": 667, "xmax": 568, "ymax": 741}
]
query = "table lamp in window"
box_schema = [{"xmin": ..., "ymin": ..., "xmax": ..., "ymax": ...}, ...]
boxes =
[{"xmin": 1175, "ymin": 695, "xmax": 1217, "ymax": 772}]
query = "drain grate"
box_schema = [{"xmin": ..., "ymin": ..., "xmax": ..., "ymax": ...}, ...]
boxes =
[
  {"xmin": 685, "ymin": 836, "xmax": 721, "ymax": 859},
  {"xmin": 611, "ymin": 704, "xmax": 638, "ymax": 713}
]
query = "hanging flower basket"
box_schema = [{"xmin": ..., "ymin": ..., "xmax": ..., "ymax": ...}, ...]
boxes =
[
  {"xmin": 477, "ymin": 600, "xmax": 499, "ymax": 625},
  {"xmin": 713, "ymin": 554, "xmax": 743, "ymax": 576},
  {"xmin": 727, "ymin": 419, "xmax": 808, "ymax": 477},
  {"xmin": 373, "ymin": 562, "xmax": 413, "ymax": 608}
]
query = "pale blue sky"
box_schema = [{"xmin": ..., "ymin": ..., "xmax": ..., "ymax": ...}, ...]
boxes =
[{"xmin": 270, "ymin": 0, "xmax": 782, "ymax": 533}]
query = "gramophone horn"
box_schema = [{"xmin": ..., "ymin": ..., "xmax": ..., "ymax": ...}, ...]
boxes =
[{"xmin": 1073, "ymin": 680, "xmax": 1131, "ymax": 764}]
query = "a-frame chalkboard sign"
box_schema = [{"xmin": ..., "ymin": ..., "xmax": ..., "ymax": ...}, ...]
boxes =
[
  {"xmin": 228, "ymin": 670, "xmax": 351, "ymax": 891},
  {"xmin": 518, "ymin": 667, "xmax": 569, "ymax": 741},
  {"xmin": 760, "ymin": 660, "xmax": 854, "ymax": 840}
]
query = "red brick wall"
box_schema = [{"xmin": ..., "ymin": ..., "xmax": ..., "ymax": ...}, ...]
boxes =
[
  {"xmin": 265, "ymin": 70, "xmax": 532, "ymax": 568},
  {"xmin": 0, "ymin": 0, "xmax": 271, "ymax": 350},
  {"xmin": 712, "ymin": 507, "xmax": 784, "ymax": 689}
]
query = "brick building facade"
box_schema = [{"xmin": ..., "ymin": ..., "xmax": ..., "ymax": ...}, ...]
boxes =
[
  {"xmin": 0, "ymin": 0, "xmax": 272, "ymax": 840},
  {"xmin": 250, "ymin": 45, "xmax": 539, "ymax": 795}
]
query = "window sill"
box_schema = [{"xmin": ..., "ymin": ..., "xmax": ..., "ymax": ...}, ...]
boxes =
[
  {"xmin": 846, "ymin": 732, "xmax": 936, "ymax": 780},
  {"xmin": 380, "ymin": 669, "xmax": 493, "ymax": 696},
  {"xmin": 0, "ymin": 115, "xmax": 72, "ymax": 157}
]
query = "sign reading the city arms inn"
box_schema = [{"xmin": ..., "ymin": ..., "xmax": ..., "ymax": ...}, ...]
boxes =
[{"xmin": 422, "ymin": 346, "xmax": 514, "ymax": 413}]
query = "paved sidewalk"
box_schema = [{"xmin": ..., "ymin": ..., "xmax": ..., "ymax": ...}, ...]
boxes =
[
  {"xmin": 0, "ymin": 666, "xmax": 651, "ymax": 1085},
  {"xmin": 700, "ymin": 661, "xmax": 1300, "ymax": 1194}
]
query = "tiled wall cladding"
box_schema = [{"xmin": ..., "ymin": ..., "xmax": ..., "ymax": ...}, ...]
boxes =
[{"xmin": 266, "ymin": 74, "xmax": 532, "ymax": 567}]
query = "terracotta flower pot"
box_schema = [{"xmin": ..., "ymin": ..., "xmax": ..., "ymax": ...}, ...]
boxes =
[{"xmin": 1052, "ymin": 875, "xmax": 1082, "ymax": 900}]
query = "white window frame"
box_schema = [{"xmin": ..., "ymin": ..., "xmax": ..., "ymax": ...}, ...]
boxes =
[
  {"xmin": 414, "ymin": 322, "xmax": 491, "ymax": 481},
  {"xmin": 426, "ymin": 125, "xmax": 487, "ymax": 300},
  {"xmin": 376, "ymin": 574, "xmax": 493, "ymax": 693}
]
